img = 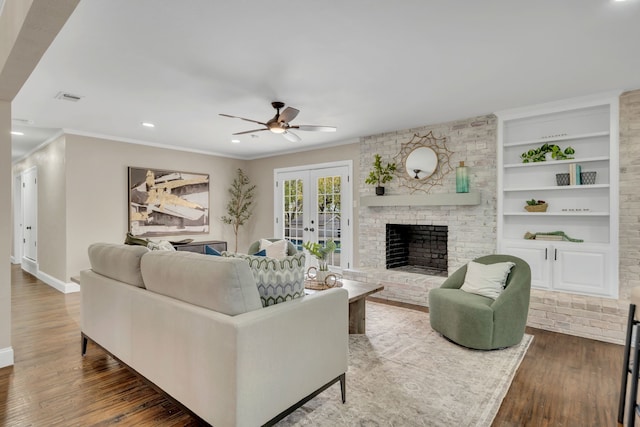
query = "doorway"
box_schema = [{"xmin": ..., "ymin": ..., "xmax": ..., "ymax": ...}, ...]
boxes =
[
  {"xmin": 21, "ymin": 167, "xmax": 38, "ymax": 264},
  {"xmin": 274, "ymin": 161, "xmax": 352, "ymax": 270}
]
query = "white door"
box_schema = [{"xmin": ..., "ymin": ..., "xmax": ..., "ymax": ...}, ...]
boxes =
[
  {"xmin": 275, "ymin": 162, "xmax": 352, "ymax": 270},
  {"xmin": 13, "ymin": 174, "xmax": 23, "ymax": 264},
  {"xmin": 22, "ymin": 167, "xmax": 37, "ymax": 262}
]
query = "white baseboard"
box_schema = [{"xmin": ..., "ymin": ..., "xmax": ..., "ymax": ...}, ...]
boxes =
[
  {"xmin": 21, "ymin": 259, "xmax": 80, "ymax": 294},
  {"xmin": 0, "ymin": 347, "xmax": 14, "ymax": 368},
  {"xmin": 38, "ymin": 270, "xmax": 80, "ymax": 294},
  {"xmin": 21, "ymin": 257, "xmax": 37, "ymax": 276}
]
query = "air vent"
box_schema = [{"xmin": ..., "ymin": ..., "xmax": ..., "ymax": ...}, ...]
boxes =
[
  {"xmin": 54, "ymin": 91, "xmax": 83, "ymax": 102},
  {"xmin": 12, "ymin": 118, "xmax": 34, "ymax": 124}
]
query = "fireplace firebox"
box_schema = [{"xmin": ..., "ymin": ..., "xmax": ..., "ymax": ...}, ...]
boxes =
[{"xmin": 385, "ymin": 224, "xmax": 448, "ymax": 276}]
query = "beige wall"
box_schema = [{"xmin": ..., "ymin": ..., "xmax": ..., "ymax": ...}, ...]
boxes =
[
  {"xmin": 0, "ymin": 100, "xmax": 11, "ymax": 358},
  {"xmin": 248, "ymin": 143, "xmax": 360, "ymax": 265},
  {"xmin": 64, "ymin": 134, "xmax": 247, "ymax": 279},
  {"xmin": 0, "ymin": 0, "xmax": 78, "ymax": 367},
  {"xmin": 13, "ymin": 136, "xmax": 67, "ymax": 280}
]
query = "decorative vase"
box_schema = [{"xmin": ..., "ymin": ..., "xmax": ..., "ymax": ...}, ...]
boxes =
[
  {"xmin": 375, "ymin": 186, "xmax": 385, "ymax": 196},
  {"xmin": 456, "ymin": 161, "xmax": 469, "ymax": 193}
]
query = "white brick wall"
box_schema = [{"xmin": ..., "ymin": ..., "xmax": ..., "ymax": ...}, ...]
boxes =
[{"xmin": 349, "ymin": 89, "xmax": 640, "ymax": 345}]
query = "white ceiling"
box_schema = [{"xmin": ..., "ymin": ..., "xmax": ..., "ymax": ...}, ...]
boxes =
[{"xmin": 10, "ymin": 0, "xmax": 640, "ymax": 162}]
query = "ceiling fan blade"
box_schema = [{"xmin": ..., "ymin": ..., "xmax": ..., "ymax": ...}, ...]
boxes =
[
  {"xmin": 282, "ymin": 130, "xmax": 302, "ymax": 143},
  {"xmin": 278, "ymin": 107, "xmax": 299, "ymax": 123},
  {"xmin": 232, "ymin": 129, "xmax": 268, "ymax": 135},
  {"xmin": 219, "ymin": 113, "xmax": 267, "ymax": 126},
  {"xmin": 291, "ymin": 125, "xmax": 337, "ymax": 132}
]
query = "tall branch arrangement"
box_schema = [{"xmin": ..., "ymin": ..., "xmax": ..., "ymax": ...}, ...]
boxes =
[{"xmin": 221, "ymin": 168, "xmax": 256, "ymax": 252}]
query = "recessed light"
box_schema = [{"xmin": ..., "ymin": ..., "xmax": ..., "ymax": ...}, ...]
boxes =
[
  {"xmin": 141, "ymin": 122, "xmax": 155, "ymax": 128},
  {"xmin": 11, "ymin": 131, "xmax": 24, "ymax": 136},
  {"xmin": 231, "ymin": 139, "xmax": 240, "ymax": 143}
]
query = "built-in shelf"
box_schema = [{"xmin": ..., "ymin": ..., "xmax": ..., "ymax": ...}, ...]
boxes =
[
  {"xmin": 504, "ymin": 156, "xmax": 609, "ymax": 168},
  {"xmin": 503, "ymin": 131, "xmax": 610, "ymax": 148},
  {"xmin": 360, "ymin": 192, "xmax": 481, "ymax": 207},
  {"xmin": 503, "ymin": 184, "xmax": 609, "ymax": 192},
  {"xmin": 503, "ymin": 211, "xmax": 609, "ymax": 217}
]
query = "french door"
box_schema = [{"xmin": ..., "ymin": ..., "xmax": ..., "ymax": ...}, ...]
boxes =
[{"xmin": 274, "ymin": 161, "xmax": 352, "ymax": 270}]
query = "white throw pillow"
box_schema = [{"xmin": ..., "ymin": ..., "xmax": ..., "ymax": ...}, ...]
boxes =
[
  {"xmin": 460, "ymin": 260, "xmax": 515, "ymax": 300},
  {"xmin": 260, "ymin": 239, "xmax": 288, "ymax": 259}
]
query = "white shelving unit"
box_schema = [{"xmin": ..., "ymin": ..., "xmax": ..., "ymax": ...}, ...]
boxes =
[{"xmin": 496, "ymin": 93, "xmax": 619, "ymax": 298}]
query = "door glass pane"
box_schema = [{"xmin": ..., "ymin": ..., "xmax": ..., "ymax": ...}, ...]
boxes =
[
  {"xmin": 283, "ymin": 178, "xmax": 304, "ymax": 251},
  {"xmin": 317, "ymin": 175, "xmax": 341, "ymax": 267}
]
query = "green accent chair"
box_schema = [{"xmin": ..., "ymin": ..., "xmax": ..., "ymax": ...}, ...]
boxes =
[
  {"xmin": 247, "ymin": 238, "xmax": 298, "ymax": 256},
  {"xmin": 429, "ymin": 254, "xmax": 531, "ymax": 350}
]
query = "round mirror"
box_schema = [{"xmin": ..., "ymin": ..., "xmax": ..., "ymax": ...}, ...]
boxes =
[{"xmin": 404, "ymin": 147, "xmax": 438, "ymax": 180}]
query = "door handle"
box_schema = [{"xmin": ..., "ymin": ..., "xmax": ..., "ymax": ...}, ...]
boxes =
[
  {"xmin": 26, "ymin": 226, "xmax": 31, "ymax": 230},
  {"xmin": 545, "ymin": 248, "xmax": 547, "ymax": 260},
  {"xmin": 304, "ymin": 227, "xmax": 315, "ymax": 232},
  {"xmin": 554, "ymin": 248, "xmax": 557, "ymax": 261}
]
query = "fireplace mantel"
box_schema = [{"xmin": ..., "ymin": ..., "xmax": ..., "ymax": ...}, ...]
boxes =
[{"xmin": 360, "ymin": 192, "xmax": 481, "ymax": 207}]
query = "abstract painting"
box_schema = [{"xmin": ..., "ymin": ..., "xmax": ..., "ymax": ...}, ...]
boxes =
[{"xmin": 128, "ymin": 167, "xmax": 209, "ymax": 236}]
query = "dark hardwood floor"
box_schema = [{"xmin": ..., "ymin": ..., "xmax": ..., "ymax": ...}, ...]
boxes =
[{"xmin": 0, "ymin": 266, "xmax": 625, "ymax": 426}]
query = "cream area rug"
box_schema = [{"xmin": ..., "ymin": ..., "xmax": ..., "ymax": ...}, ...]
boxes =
[{"xmin": 278, "ymin": 301, "xmax": 532, "ymax": 427}]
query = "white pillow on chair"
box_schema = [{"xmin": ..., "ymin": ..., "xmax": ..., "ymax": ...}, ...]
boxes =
[
  {"xmin": 259, "ymin": 239, "xmax": 288, "ymax": 259},
  {"xmin": 460, "ymin": 261, "xmax": 515, "ymax": 300}
]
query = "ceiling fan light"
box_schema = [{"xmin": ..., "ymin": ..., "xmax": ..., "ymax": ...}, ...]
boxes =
[{"xmin": 270, "ymin": 127, "xmax": 286, "ymax": 134}]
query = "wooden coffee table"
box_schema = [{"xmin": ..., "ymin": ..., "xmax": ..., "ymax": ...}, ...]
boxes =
[{"xmin": 306, "ymin": 279, "xmax": 384, "ymax": 334}]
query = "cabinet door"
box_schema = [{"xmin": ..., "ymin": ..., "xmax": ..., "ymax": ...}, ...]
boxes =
[
  {"xmin": 552, "ymin": 246, "xmax": 609, "ymax": 296},
  {"xmin": 502, "ymin": 242, "xmax": 551, "ymax": 289}
]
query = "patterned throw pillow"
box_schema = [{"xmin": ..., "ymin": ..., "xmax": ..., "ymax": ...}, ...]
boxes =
[{"xmin": 222, "ymin": 252, "xmax": 306, "ymax": 307}]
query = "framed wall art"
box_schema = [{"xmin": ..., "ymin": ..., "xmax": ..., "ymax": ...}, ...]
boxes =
[{"xmin": 128, "ymin": 167, "xmax": 209, "ymax": 237}]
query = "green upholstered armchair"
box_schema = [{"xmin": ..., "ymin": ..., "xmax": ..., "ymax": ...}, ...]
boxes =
[
  {"xmin": 247, "ymin": 238, "xmax": 298, "ymax": 256},
  {"xmin": 429, "ymin": 254, "xmax": 531, "ymax": 350}
]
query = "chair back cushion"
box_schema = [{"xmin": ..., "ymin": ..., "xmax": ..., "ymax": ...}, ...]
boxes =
[{"xmin": 247, "ymin": 238, "xmax": 297, "ymax": 257}]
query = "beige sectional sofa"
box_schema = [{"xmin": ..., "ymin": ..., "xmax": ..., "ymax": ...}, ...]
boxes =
[{"xmin": 80, "ymin": 243, "xmax": 349, "ymax": 427}]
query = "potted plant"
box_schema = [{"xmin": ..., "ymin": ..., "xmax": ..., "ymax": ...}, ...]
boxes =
[
  {"xmin": 303, "ymin": 239, "xmax": 338, "ymax": 282},
  {"xmin": 365, "ymin": 154, "xmax": 397, "ymax": 195},
  {"xmin": 524, "ymin": 198, "xmax": 548, "ymax": 212},
  {"xmin": 220, "ymin": 168, "xmax": 256, "ymax": 252},
  {"xmin": 520, "ymin": 144, "xmax": 575, "ymax": 163}
]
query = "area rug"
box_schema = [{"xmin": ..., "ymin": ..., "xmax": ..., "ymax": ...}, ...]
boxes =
[{"xmin": 278, "ymin": 301, "xmax": 532, "ymax": 426}]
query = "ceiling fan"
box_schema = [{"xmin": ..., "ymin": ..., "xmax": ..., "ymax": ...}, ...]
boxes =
[{"xmin": 219, "ymin": 101, "xmax": 336, "ymax": 143}]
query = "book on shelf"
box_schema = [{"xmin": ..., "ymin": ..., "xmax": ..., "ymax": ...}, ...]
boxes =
[
  {"xmin": 535, "ymin": 234, "xmax": 564, "ymax": 241},
  {"xmin": 568, "ymin": 163, "xmax": 582, "ymax": 185}
]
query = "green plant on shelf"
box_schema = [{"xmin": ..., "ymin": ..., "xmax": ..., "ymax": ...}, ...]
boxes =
[
  {"xmin": 526, "ymin": 198, "xmax": 546, "ymax": 206},
  {"xmin": 520, "ymin": 143, "xmax": 575, "ymax": 163}
]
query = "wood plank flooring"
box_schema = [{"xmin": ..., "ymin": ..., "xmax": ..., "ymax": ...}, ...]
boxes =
[{"xmin": 0, "ymin": 266, "xmax": 624, "ymax": 426}]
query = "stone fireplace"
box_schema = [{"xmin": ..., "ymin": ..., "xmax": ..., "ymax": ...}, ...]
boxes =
[
  {"xmin": 386, "ymin": 224, "xmax": 448, "ymax": 276},
  {"xmin": 348, "ymin": 113, "xmax": 498, "ymax": 307}
]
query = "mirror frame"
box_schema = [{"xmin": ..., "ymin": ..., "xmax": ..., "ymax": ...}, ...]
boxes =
[{"xmin": 394, "ymin": 131, "xmax": 454, "ymax": 194}]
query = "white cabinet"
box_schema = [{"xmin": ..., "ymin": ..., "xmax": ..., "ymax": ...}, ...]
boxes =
[
  {"xmin": 496, "ymin": 93, "xmax": 619, "ymax": 298},
  {"xmin": 502, "ymin": 240, "xmax": 610, "ymax": 296}
]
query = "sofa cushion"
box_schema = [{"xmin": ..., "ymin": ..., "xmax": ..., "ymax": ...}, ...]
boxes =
[
  {"xmin": 140, "ymin": 251, "xmax": 262, "ymax": 316},
  {"xmin": 88, "ymin": 243, "xmax": 149, "ymax": 288},
  {"xmin": 222, "ymin": 252, "xmax": 306, "ymax": 307}
]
